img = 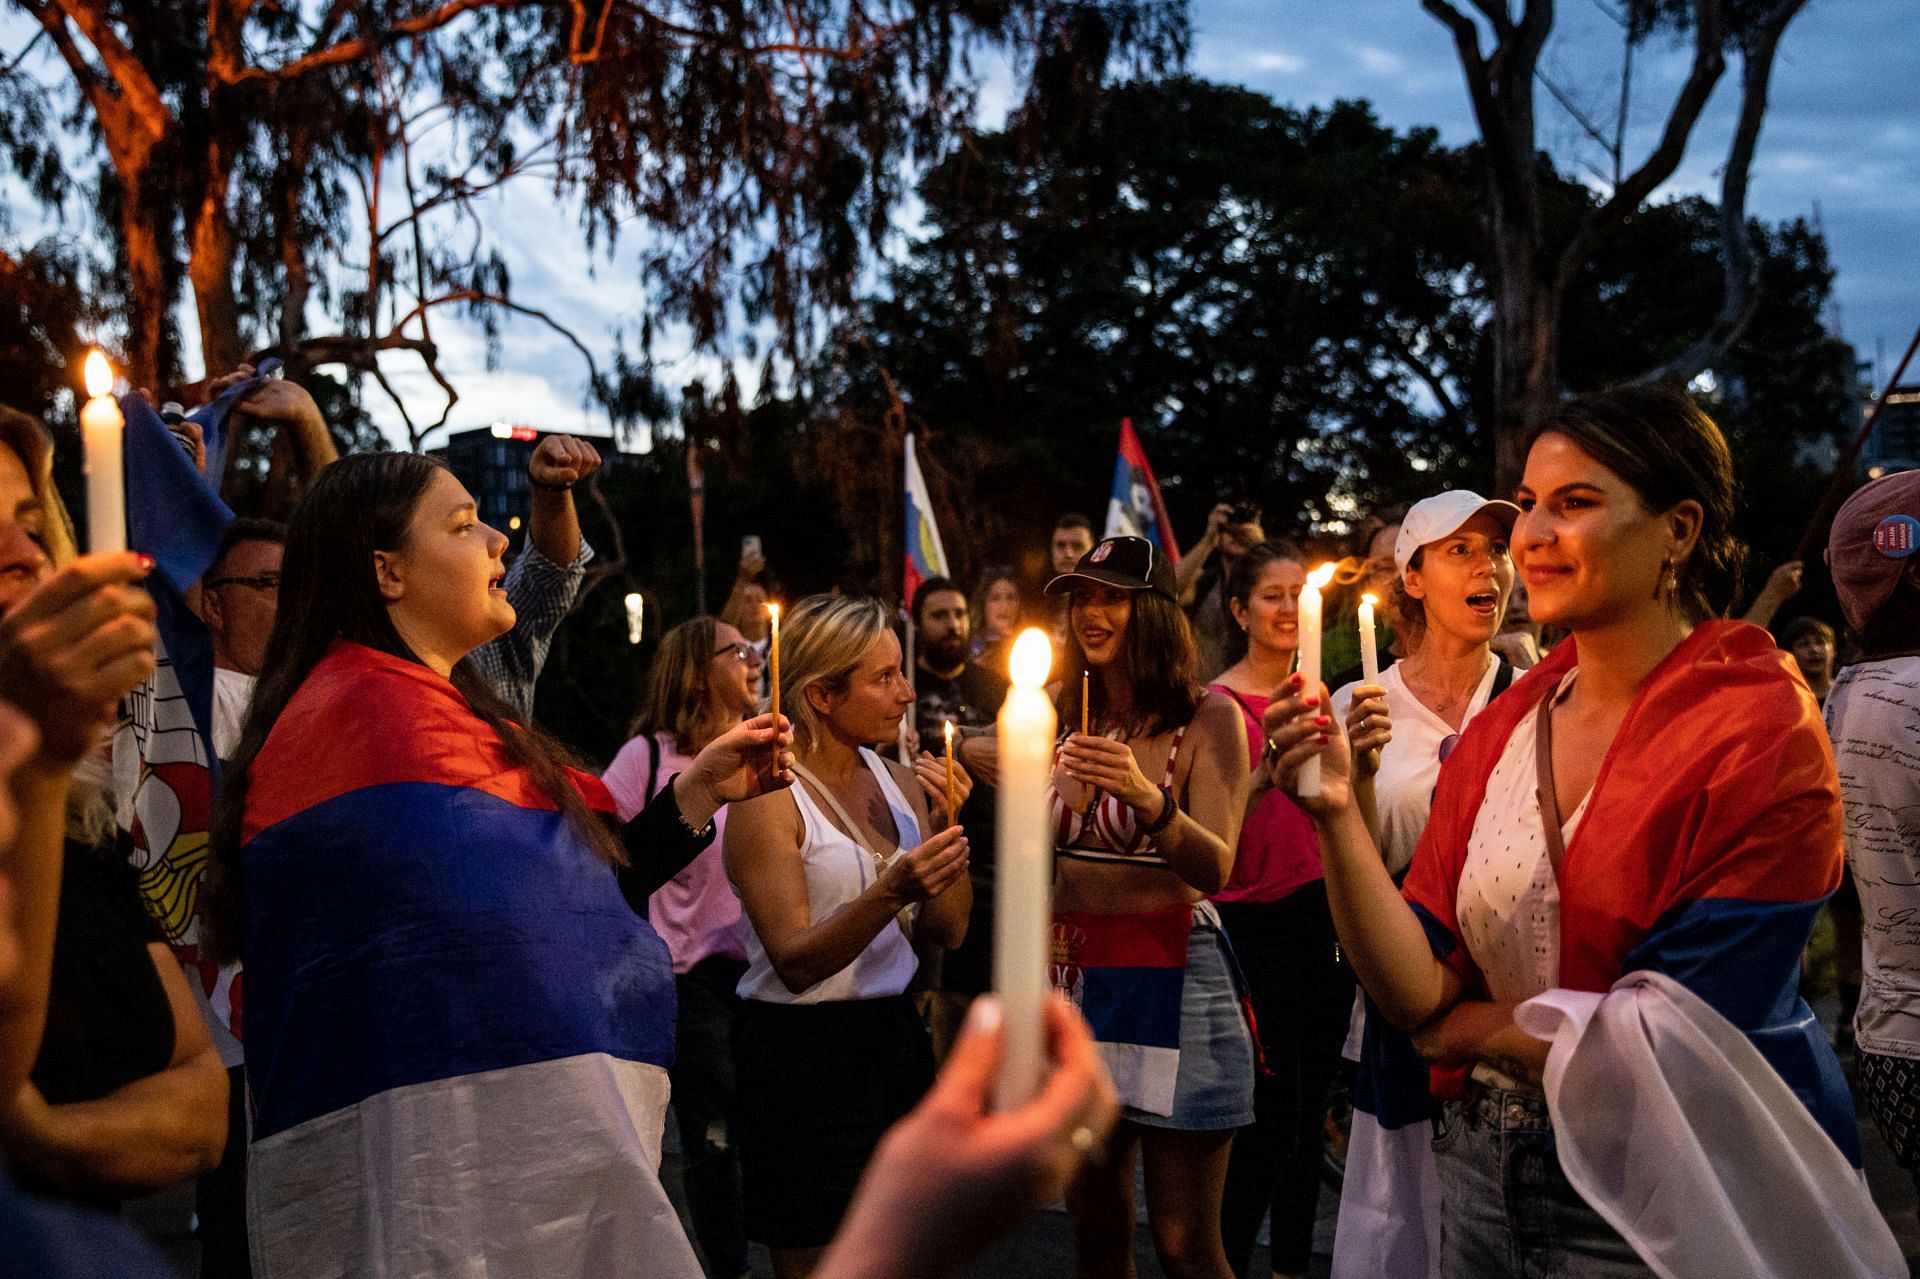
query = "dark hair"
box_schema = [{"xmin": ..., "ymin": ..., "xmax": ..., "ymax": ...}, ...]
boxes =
[
  {"xmin": 1059, "ymin": 588, "xmax": 1203, "ymax": 738},
  {"xmin": 1224, "ymin": 540, "xmax": 1307, "ymax": 610},
  {"xmin": 1054, "ymin": 513, "xmax": 1094, "ymax": 535},
  {"xmin": 202, "ymin": 453, "xmax": 622, "ymax": 963},
  {"xmin": 1777, "ymin": 616, "xmax": 1836, "ymax": 652},
  {"xmin": 1526, "ymin": 386, "xmax": 1744, "ymax": 621},
  {"xmin": 910, "ymin": 576, "xmax": 966, "ymax": 627},
  {"xmin": 969, "ymin": 565, "xmax": 1023, "ymax": 631},
  {"xmin": 631, "ymin": 615, "xmax": 722, "ymax": 755},
  {"xmin": 207, "ymin": 517, "xmax": 288, "ymax": 580}
]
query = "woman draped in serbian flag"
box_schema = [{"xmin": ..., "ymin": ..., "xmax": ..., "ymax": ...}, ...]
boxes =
[
  {"xmin": 201, "ymin": 453, "xmax": 792, "ymax": 1278},
  {"xmin": 1267, "ymin": 388, "xmax": 1902, "ymax": 1277}
]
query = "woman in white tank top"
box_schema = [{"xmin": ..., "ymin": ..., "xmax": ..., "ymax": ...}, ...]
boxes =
[{"xmin": 724, "ymin": 596, "xmax": 974, "ymax": 1279}]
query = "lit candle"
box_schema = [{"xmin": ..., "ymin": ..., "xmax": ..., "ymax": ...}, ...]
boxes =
[
  {"xmin": 943, "ymin": 719, "xmax": 958, "ymax": 823},
  {"xmin": 766, "ymin": 602, "xmax": 781, "ymax": 725},
  {"xmin": 1297, "ymin": 563, "xmax": 1337, "ymax": 797},
  {"xmin": 1080, "ymin": 670, "xmax": 1090, "ymax": 738},
  {"xmin": 995, "ymin": 629, "xmax": 1055, "ymax": 1110},
  {"xmin": 80, "ymin": 350, "xmax": 126, "ymax": 554},
  {"xmin": 624, "ymin": 592, "xmax": 645, "ymax": 645},
  {"xmin": 1358, "ymin": 592, "xmax": 1380, "ymax": 683}
]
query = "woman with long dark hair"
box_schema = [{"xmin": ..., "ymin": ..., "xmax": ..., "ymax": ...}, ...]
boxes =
[
  {"xmin": 1268, "ymin": 388, "xmax": 1898, "ymax": 1275},
  {"xmin": 204, "ymin": 453, "xmax": 792, "ymax": 1278},
  {"xmin": 1047, "ymin": 536, "xmax": 1252, "ymax": 1279}
]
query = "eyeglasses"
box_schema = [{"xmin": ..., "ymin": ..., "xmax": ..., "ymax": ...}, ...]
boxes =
[
  {"xmin": 714, "ymin": 642, "xmax": 759, "ymax": 665},
  {"xmin": 207, "ymin": 574, "xmax": 280, "ymax": 595}
]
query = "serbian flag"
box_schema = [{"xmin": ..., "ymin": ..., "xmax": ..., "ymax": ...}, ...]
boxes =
[
  {"xmin": 1051, "ymin": 904, "xmax": 1189, "ymax": 1115},
  {"xmin": 1331, "ymin": 996, "xmax": 1442, "ymax": 1277},
  {"xmin": 903, "ymin": 431, "xmax": 950, "ymax": 601},
  {"xmin": 108, "ymin": 371, "xmax": 278, "ymax": 1059},
  {"xmin": 239, "ymin": 640, "xmax": 697, "ymax": 1277},
  {"xmin": 1103, "ymin": 418, "xmax": 1180, "ymax": 563}
]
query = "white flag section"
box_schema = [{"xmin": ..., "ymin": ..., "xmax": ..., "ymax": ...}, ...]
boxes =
[
  {"xmin": 1515, "ymin": 971, "xmax": 1904, "ymax": 1279},
  {"xmin": 902, "ymin": 431, "xmax": 950, "ymax": 599}
]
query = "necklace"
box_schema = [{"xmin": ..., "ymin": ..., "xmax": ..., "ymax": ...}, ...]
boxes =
[{"xmin": 1402, "ymin": 655, "xmax": 1489, "ymax": 718}]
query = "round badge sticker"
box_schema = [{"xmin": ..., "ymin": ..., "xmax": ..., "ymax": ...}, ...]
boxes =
[{"xmin": 1875, "ymin": 514, "xmax": 1919, "ymax": 559}]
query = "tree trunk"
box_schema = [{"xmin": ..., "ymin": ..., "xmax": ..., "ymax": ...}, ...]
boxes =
[
  {"xmin": 1489, "ymin": 269, "xmax": 1560, "ymax": 497},
  {"xmin": 119, "ymin": 165, "xmax": 171, "ymax": 393},
  {"xmin": 188, "ymin": 135, "xmax": 245, "ymax": 377}
]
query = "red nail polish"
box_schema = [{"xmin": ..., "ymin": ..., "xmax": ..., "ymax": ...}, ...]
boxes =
[
  {"xmin": 134, "ymin": 552, "xmax": 155, "ymax": 572},
  {"xmin": 1316, "ymin": 716, "xmax": 1331, "ymax": 727},
  {"xmin": 1304, "ymin": 696, "xmax": 1319, "ymax": 708}
]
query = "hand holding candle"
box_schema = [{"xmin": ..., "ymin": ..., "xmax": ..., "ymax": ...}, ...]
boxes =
[
  {"xmin": 1358, "ymin": 592, "xmax": 1380, "ymax": 683},
  {"xmin": 1295, "ymin": 563, "xmax": 1337, "ymax": 798},
  {"xmin": 994, "ymin": 629, "xmax": 1056, "ymax": 1111},
  {"xmin": 80, "ymin": 349, "xmax": 126, "ymax": 554}
]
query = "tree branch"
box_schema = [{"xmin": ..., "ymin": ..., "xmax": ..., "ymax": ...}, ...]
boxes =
[
  {"xmin": 44, "ymin": 0, "xmax": 170, "ymax": 140},
  {"xmin": 1623, "ymin": 0, "xmax": 1806, "ymax": 387},
  {"xmin": 1557, "ymin": 0, "xmax": 1728, "ymax": 291}
]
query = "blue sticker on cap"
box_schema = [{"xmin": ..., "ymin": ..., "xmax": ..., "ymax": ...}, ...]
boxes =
[{"xmin": 1876, "ymin": 514, "xmax": 1919, "ymax": 559}]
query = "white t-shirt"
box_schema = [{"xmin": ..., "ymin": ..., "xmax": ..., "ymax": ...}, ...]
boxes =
[
  {"xmin": 212, "ymin": 666, "xmax": 256, "ymax": 761},
  {"xmin": 1826, "ymin": 656, "xmax": 1920, "ymax": 1061},
  {"xmin": 1333, "ymin": 657, "xmax": 1505, "ymax": 877}
]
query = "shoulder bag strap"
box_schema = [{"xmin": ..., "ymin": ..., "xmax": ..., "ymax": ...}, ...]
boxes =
[
  {"xmin": 1490, "ymin": 660, "xmax": 1516, "ymax": 699},
  {"xmin": 788, "ymin": 760, "xmax": 890, "ymax": 876},
  {"xmin": 1533, "ymin": 691, "xmax": 1568, "ymax": 875}
]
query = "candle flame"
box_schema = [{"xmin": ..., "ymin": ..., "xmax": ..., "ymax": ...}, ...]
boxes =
[
  {"xmin": 1306, "ymin": 562, "xmax": 1337, "ymax": 590},
  {"xmin": 83, "ymin": 349, "xmax": 114, "ymax": 398},
  {"xmin": 765, "ymin": 601, "xmax": 780, "ymax": 625},
  {"xmin": 623, "ymin": 592, "xmax": 643, "ymax": 609},
  {"xmin": 1360, "ymin": 591, "xmax": 1379, "ymax": 608},
  {"xmin": 944, "ymin": 720, "xmax": 955, "ymax": 745},
  {"xmin": 1009, "ymin": 628, "xmax": 1052, "ymax": 690}
]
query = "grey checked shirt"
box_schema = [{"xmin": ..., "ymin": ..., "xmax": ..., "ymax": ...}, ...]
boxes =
[{"xmin": 471, "ymin": 538, "xmax": 594, "ymax": 722}]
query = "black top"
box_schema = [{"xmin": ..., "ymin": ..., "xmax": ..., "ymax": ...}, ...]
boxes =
[
  {"xmin": 612, "ymin": 772, "xmax": 722, "ymax": 912},
  {"xmin": 32, "ymin": 839, "xmax": 174, "ymax": 1108}
]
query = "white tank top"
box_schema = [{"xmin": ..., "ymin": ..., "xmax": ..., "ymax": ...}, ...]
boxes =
[{"xmin": 736, "ymin": 748, "xmax": 923, "ymax": 1004}]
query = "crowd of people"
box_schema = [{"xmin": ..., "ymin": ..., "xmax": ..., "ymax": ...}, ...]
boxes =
[{"xmin": 0, "ymin": 371, "xmax": 1914, "ymax": 1279}]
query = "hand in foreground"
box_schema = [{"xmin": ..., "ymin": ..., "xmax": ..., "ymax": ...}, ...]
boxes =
[
  {"xmin": 877, "ymin": 826, "xmax": 969, "ymax": 905},
  {"xmin": 528, "ymin": 434, "xmax": 602, "ymax": 489},
  {"xmin": 1056, "ymin": 733, "xmax": 1155, "ymax": 812},
  {"xmin": 210, "ymin": 366, "xmax": 322, "ymax": 433},
  {"xmin": 816, "ymin": 995, "xmax": 1119, "ymax": 1279},
  {"xmin": 0, "ymin": 554, "xmax": 156, "ymax": 765},
  {"xmin": 1343, "ymin": 682, "xmax": 1391, "ymax": 781},
  {"xmin": 1260, "ymin": 681, "xmax": 1350, "ymax": 817},
  {"xmin": 683, "ymin": 713, "xmax": 795, "ymax": 817}
]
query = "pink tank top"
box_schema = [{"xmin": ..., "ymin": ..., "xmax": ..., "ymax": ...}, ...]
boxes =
[{"xmin": 1207, "ymin": 684, "xmax": 1323, "ymax": 904}]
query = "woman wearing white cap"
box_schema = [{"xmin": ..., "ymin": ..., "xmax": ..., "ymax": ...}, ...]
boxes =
[{"xmin": 1332, "ymin": 490, "xmax": 1520, "ymax": 879}]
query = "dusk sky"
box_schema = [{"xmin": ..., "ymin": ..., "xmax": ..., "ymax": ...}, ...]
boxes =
[
  {"xmin": 371, "ymin": 0, "xmax": 1914, "ymax": 448},
  {"xmin": 11, "ymin": 2, "xmax": 1913, "ymax": 445}
]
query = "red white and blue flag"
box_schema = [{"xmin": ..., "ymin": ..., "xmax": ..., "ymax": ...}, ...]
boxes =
[
  {"xmin": 239, "ymin": 641, "xmax": 695, "ymax": 1277},
  {"xmin": 903, "ymin": 431, "xmax": 950, "ymax": 601},
  {"xmin": 1103, "ymin": 418, "xmax": 1180, "ymax": 563}
]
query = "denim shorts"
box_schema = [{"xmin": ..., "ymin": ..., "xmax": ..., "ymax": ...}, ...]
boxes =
[
  {"xmin": 1431, "ymin": 1084, "xmax": 1653, "ymax": 1278},
  {"xmin": 1127, "ymin": 909, "xmax": 1257, "ymax": 1131}
]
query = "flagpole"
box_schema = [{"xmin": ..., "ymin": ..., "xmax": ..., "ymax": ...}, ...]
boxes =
[{"xmin": 900, "ymin": 612, "xmax": 917, "ymax": 765}]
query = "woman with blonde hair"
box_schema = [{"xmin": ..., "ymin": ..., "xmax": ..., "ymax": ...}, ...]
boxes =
[
  {"xmin": 604, "ymin": 614, "xmax": 764, "ymax": 1279},
  {"xmin": 0, "ymin": 407, "xmax": 228, "ymax": 1211},
  {"xmin": 725, "ymin": 593, "xmax": 973, "ymax": 1279}
]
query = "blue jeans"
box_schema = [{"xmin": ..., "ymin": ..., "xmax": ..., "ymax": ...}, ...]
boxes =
[{"xmin": 1432, "ymin": 1085, "xmax": 1652, "ymax": 1278}]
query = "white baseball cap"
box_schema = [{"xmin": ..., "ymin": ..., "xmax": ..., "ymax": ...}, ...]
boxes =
[{"xmin": 1394, "ymin": 491, "xmax": 1521, "ymax": 575}]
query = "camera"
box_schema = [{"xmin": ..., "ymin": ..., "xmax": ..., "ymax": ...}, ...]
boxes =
[{"xmin": 1228, "ymin": 502, "xmax": 1262, "ymax": 528}]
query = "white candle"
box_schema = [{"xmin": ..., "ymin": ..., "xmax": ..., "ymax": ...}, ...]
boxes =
[
  {"xmin": 1296, "ymin": 563, "xmax": 1336, "ymax": 797},
  {"xmin": 80, "ymin": 350, "xmax": 126, "ymax": 554},
  {"xmin": 1358, "ymin": 592, "xmax": 1380, "ymax": 683},
  {"xmin": 766, "ymin": 603, "xmax": 781, "ymax": 724},
  {"xmin": 624, "ymin": 592, "xmax": 645, "ymax": 645},
  {"xmin": 994, "ymin": 628, "xmax": 1056, "ymax": 1111}
]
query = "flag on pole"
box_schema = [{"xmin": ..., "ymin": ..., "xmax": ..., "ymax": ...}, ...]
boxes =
[
  {"xmin": 902, "ymin": 431, "xmax": 950, "ymax": 603},
  {"xmin": 1104, "ymin": 418, "xmax": 1180, "ymax": 563}
]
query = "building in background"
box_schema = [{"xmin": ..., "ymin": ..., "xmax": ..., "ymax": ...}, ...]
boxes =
[
  {"xmin": 437, "ymin": 423, "xmax": 620, "ymax": 551},
  {"xmin": 1866, "ymin": 385, "xmax": 1920, "ymax": 480}
]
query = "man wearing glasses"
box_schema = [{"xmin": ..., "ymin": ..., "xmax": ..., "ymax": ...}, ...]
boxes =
[{"xmin": 201, "ymin": 518, "xmax": 287, "ymax": 760}]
